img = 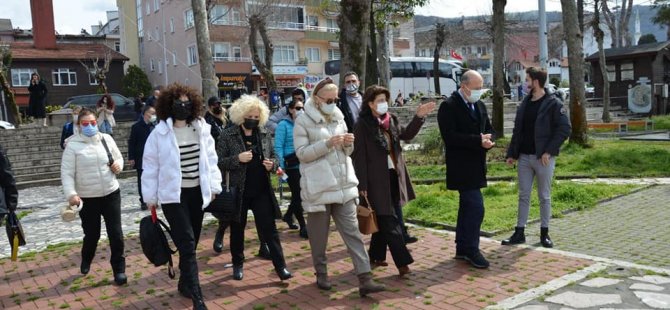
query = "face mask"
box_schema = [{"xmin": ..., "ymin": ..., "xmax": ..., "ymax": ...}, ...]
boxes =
[
  {"xmin": 149, "ymin": 115, "xmax": 157, "ymax": 124},
  {"xmin": 213, "ymin": 107, "xmax": 223, "ymax": 115},
  {"xmin": 243, "ymin": 118, "xmax": 259, "ymax": 129},
  {"xmin": 375, "ymin": 101, "xmax": 389, "ymax": 115},
  {"xmin": 296, "ymin": 110, "xmax": 304, "ymax": 117},
  {"xmin": 467, "ymin": 89, "xmax": 483, "ymax": 103},
  {"xmin": 320, "ymin": 102, "xmax": 336, "ymax": 115},
  {"xmin": 346, "ymin": 83, "xmax": 359, "ymax": 94},
  {"xmin": 81, "ymin": 124, "xmax": 98, "ymax": 137},
  {"xmin": 172, "ymin": 100, "xmax": 192, "ymax": 120}
]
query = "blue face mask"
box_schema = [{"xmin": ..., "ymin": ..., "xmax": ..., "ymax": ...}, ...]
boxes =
[{"xmin": 81, "ymin": 124, "xmax": 98, "ymax": 137}]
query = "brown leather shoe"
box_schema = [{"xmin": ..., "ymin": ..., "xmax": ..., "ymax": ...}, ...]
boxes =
[
  {"xmin": 372, "ymin": 260, "xmax": 388, "ymax": 268},
  {"xmin": 398, "ymin": 266, "xmax": 411, "ymax": 277}
]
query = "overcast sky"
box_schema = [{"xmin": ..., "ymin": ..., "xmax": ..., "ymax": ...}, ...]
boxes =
[{"xmin": 3, "ymin": 0, "xmax": 650, "ymax": 35}]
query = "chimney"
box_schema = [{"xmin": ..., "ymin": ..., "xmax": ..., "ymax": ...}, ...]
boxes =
[{"xmin": 30, "ymin": 0, "xmax": 57, "ymax": 49}]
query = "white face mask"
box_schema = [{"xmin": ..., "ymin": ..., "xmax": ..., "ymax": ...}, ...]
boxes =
[
  {"xmin": 346, "ymin": 83, "xmax": 359, "ymax": 93},
  {"xmin": 375, "ymin": 101, "xmax": 388, "ymax": 115},
  {"xmin": 467, "ymin": 89, "xmax": 483, "ymax": 103},
  {"xmin": 149, "ymin": 115, "xmax": 157, "ymax": 123},
  {"xmin": 296, "ymin": 110, "xmax": 304, "ymax": 117},
  {"xmin": 320, "ymin": 103, "xmax": 336, "ymax": 115}
]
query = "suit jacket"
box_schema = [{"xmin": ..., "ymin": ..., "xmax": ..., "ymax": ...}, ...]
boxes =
[
  {"xmin": 128, "ymin": 119, "xmax": 154, "ymax": 169},
  {"xmin": 337, "ymin": 88, "xmax": 364, "ymax": 133},
  {"xmin": 437, "ymin": 91, "xmax": 494, "ymax": 191}
]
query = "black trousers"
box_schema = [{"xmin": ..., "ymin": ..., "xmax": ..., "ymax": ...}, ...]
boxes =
[
  {"xmin": 136, "ymin": 169, "xmax": 144, "ymax": 205},
  {"xmin": 162, "ymin": 186, "xmax": 204, "ymax": 287},
  {"xmin": 284, "ymin": 167, "xmax": 305, "ymax": 227},
  {"xmin": 80, "ymin": 189, "xmax": 125, "ymax": 273},
  {"xmin": 230, "ymin": 192, "xmax": 286, "ymax": 270},
  {"xmin": 456, "ymin": 189, "xmax": 485, "ymax": 255}
]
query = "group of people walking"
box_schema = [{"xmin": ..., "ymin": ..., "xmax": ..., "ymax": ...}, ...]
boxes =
[{"xmin": 49, "ymin": 65, "xmax": 570, "ymax": 310}]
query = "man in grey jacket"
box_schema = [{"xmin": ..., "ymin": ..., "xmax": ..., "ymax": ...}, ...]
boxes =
[{"xmin": 502, "ymin": 67, "xmax": 571, "ymax": 248}]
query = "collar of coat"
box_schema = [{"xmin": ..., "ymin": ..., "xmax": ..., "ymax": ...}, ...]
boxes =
[
  {"xmin": 303, "ymin": 97, "xmax": 344, "ymax": 125},
  {"xmin": 154, "ymin": 117, "xmax": 206, "ymax": 135},
  {"xmin": 70, "ymin": 132, "xmax": 104, "ymax": 144},
  {"xmin": 221, "ymin": 124, "xmax": 269, "ymax": 137}
]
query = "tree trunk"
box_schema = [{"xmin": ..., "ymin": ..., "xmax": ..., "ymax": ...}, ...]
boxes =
[
  {"xmin": 578, "ymin": 0, "xmax": 584, "ymax": 34},
  {"xmin": 594, "ymin": 0, "xmax": 611, "ymax": 123},
  {"xmin": 620, "ymin": 0, "xmax": 634, "ymax": 47},
  {"xmin": 0, "ymin": 69, "xmax": 21, "ymax": 125},
  {"xmin": 339, "ymin": 0, "xmax": 371, "ymax": 88},
  {"xmin": 191, "ymin": 0, "xmax": 217, "ymax": 99},
  {"xmin": 378, "ymin": 21, "xmax": 391, "ymax": 87},
  {"xmin": 561, "ymin": 0, "xmax": 589, "ymax": 145},
  {"xmin": 365, "ymin": 1, "xmax": 378, "ymax": 88},
  {"xmin": 433, "ymin": 23, "xmax": 446, "ymax": 95},
  {"xmin": 248, "ymin": 16, "xmax": 277, "ymax": 91},
  {"xmin": 492, "ymin": 0, "xmax": 506, "ymax": 138}
]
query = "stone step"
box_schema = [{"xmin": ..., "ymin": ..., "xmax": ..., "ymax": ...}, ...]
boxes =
[
  {"xmin": 15, "ymin": 170, "xmax": 136, "ymax": 190},
  {"xmin": 15, "ymin": 167, "xmax": 135, "ymax": 183},
  {"xmin": 6, "ymin": 149, "xmax": 129, "ymax": 164},
  {"xmin": 9, "ymin": 157, "xmax": 63, "ymax": 169},
  {"xmin": 12, "ymin": 163, "xmax": 63, "ymax": 175}
]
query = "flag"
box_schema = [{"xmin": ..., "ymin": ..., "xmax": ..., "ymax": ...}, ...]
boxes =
[{"xmin": 451, "ymin": 50, "xmax": 463, "ymax": 60}]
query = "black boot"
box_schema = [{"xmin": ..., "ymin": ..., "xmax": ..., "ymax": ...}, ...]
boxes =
[
  {"xmin": 178, "ymin": 278, "xmax": 191, "ymax": 298},
  {"xmin": 190, "ymin": 285, "xmax": 207, "ymax": 310},
  {"xmin": 233, "ymin": 265, "xmax": 244, "ymax": 280},
  {"xmin": 212, "ymin": 224, "xmax": 225, "ymax": 253},
  {"xmin": 403, "ymin": 226, "xmax": 418, "ymax": 244},
  {"xmin": 540, "ymin": 227, "xmax": 553, "ymax": 248},
  {"xmin": 501, "ymin": 227, "xmax": 526, "ymax": 245},
  {"xmin": 283, "ymin": 213, "xmax": 298, "ymax": 230},
  {"xmin": 80, "ymin": 259, "xmax": 91, "ymax": 275},
  {"xmin": 112, "ymin": 261, "xmax": 127, "ymax": 285},
  {"xmin": 257, "ymin": 243, "xmax": 271, "ymax": 260},
  {"xmin": 299, "ymin": 226, "xmax": 308, "ymax": 239}
]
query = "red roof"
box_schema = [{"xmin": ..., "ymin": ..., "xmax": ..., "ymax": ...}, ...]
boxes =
[
  {"xmin": 9, "ymin": 42, "xmax": 129, "ymax": 61},
  {"xmin": 506, "ymin": 32, "xmax": 540, "ymax": 63}
]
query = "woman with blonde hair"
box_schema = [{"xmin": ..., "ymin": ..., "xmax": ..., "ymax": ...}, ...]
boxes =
[
  {"xmin": 142, "ymin": 83, "xmax": 222, "ymax": 310},
  {"xmin": 293, "ymin": 78, "xmax": 385, "ymax": 297},
  {"xmin": 216, "ymin": 95, "xmax": 292, "ymax": 281}
]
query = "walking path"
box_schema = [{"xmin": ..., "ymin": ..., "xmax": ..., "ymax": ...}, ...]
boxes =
[{"xmin": 0, "ymin": 178, "xmax": 668, "ymax": 309}]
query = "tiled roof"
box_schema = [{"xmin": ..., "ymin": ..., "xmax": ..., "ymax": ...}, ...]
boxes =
[
  {"xmin": 9, "ymin": 42, "xmax": 129, "ymax": 61},
  {"xmin": 585, "ymin": 41, "xmax": 670, "ymax": 60}
]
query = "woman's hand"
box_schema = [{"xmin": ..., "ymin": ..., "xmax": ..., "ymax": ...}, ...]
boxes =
[
  {"xmin": 68, "ymin": 195, "xmax": 81, "ymax": 206},
  {"xmin": 416, "ymin": 101, "xmax": 437, "ymax": 118},
  {"xmin": 262, "ymin": 159, "xmax": 274, "ymax": 171},
  {"xmin": 343, "ymin": 133, "xmax": 355, "ymax": 146},
  {"xmin": 238, "ymin": 151, "xmax": 253, "ymax": 163},
  {"xmin": 327, "ymin": 135, "xmax": 345, "ymax": 148},
  {"xmin": 110, "ymin": 161, "xmax": 122, "ymax": 174}
]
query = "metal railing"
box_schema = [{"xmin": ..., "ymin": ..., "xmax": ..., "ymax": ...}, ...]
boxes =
[
  {"xmin": 212, "ymin": 56, "xmax": 252, "ymax": 62},
  {"xmin": 305, "ymin": 25, "xmax": 339, "ymax": 33}
]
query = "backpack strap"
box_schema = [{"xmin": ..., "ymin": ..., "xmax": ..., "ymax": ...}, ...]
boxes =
[{"xmin": 156, "ymin": 219, "xmax": 177, "ymax": 279}]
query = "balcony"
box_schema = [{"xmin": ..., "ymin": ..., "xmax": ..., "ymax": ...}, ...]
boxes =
[
  {"xmin": 268, "ymin": 21, "xmax": 305, "ymax": 31},
  {"xmin": 213, "ymin": 56, "xmax": 252, "ymax": 62},
  {"xmin": 305, "ymin": 25, "xmax": 339, "ymax": 33},
  {"xmin": 211, "ymin": 20, "xmax": 248, "ymax": 27},
  {"xmin": 305, "ymin": 27, "xmax": 338, "ymax": 41}
]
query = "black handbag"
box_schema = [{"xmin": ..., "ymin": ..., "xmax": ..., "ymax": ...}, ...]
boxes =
[
  {"xmin": 284, "ymin": 152, "xmax": 300, "ymax": 167},
  {"xmin": 139, "ymin": 206, "xmax": 177, "ymax": 279},
  {"xmin": 5, "ymin": 210, "xmax": 26, "ymax": 261},
  {"xmin": 204, "ymin": 172, "xmax": 238, "ymax": 220}
]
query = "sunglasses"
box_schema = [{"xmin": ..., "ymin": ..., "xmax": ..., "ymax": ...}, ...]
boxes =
[
  {"xmin": 315, "ymin": 95, "xmax": 338, "ymax": 105},
  {"xmin": 80, "ymin": 120, "xmax": 97, "ymax": 127},
  {"xmin": 293, "ymin": 107, "xmax": 304, "ymax": 111}
]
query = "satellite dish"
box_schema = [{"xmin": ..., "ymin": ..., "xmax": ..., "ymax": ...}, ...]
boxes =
[{"xmin": 628, "ymin": 84, "xmax": 652, "ymax": 113}]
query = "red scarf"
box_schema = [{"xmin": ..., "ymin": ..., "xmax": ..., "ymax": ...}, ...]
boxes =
[{"xmin": 378, "ymin": 113, "xmax": 390, "ymax": 131}]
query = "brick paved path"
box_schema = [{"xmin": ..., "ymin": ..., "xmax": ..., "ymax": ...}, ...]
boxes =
[
  {"xmin": 0, "ymin": 223, "xmax": 591, "ymax": 309},
  {"xmin": 494, "ymin": 184, "xmax": 670, "ymax": 268}
]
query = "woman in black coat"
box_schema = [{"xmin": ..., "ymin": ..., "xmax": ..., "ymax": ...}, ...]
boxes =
[
  {"xmin": 0, "ymin": 144, "xmax": 18, "ymax": 224},
  {"xmin": 27, "ymin": 73, "xmax": 48, "ymax": 126},
  {"xmin": 216, "ymin": 95, "xmax": 291, "ymax": 282}
]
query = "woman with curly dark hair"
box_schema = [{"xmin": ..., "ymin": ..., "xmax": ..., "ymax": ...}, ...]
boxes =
[
  {"xmin": 142, "ymin": 83, "xmax": 222, "ymax": 310},
  {"xmin": 96, "ymin": 94, "xmax": 116, "ymax": 135}
]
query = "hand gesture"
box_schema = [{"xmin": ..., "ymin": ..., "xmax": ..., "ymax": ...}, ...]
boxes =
[
  {"xmin": 238, "ymin": 151, "xmax": 253, "ymax": 163},
  {"xmin": 262, "ymin": 159, "xmax": 274, "ymax": 171},
  {"xmin": 506, "ymin": 158, "xmax": 516, "ymax": 167},
  {"xmin": 328, "ymin": 135, "xmax": 345, "ymax": 148},
  {"xmin": 68, "ymin": 195, "xmax": 81, "ymax": 207},
  {"xmin": 110, "ymin": 161, "xmax": 122, "ymax": 174},
  {"xmin": 481, "ymin": 139, "xmax": 495, "ymax": 149},
  {"xmin": 416, "ymin": 101, "xmax": 437, "ymax": 118},
  {"xmin": 343, "ymin": 133, "xmax": 355, "ymax": 145}
]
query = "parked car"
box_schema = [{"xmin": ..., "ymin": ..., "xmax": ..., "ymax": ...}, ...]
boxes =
[{"xmin": 62, "ymin": 93, "xmax": 137, "ymax": 122}]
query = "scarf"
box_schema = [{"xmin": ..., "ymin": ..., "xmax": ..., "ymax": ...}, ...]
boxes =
[{"xmin": 378, "ymin": 113, "xmax": 390, "ymax": 131}]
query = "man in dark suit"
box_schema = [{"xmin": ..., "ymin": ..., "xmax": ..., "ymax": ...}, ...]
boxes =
[
  {"xmin": 337, "ymin": 72, "xmax": 363, "ymax": 133},
  {"xmin": 437, "ymin": 70, "xmax": 495, "ymax": 269},
  {"xmin": 128, "ymin": 105, "xmax": 156, "ymax": 210}
]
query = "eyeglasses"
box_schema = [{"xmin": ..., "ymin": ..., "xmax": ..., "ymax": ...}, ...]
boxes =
[
  {"xmin": 293, "ymin": 107, "xmax": 304, "ymax": 111},
  {"xmin": 80, "ymin": 120, "xmax": 97, "ymax": 127},
  {"xmin": 316, "ymin": 95, "xmax": 338, "ymax": 105}
]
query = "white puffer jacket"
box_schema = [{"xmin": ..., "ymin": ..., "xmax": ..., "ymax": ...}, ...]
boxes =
[
  {"xmin": 293, "ymin": 97, "xmax": 359, "ymax": 213},
  {"xmin": 61, "ymin": 132, "xmax": 123, "ymax": 199},
  {"xmin": 141, "ymin": 117, "xmax": 222, "ymax": 209}
]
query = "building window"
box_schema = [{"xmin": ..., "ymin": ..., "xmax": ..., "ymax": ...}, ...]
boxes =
[
  {"xmin": 273, "ymin": 45, "xmax": 297, "ymax": 64},
  {"xmin": 187, "ymin": 45, "xmax": 198, "ymax": 66},
  {"xmin": 114, "ymin": 41, "xmax": 120, "ymax": 52},
  {"xmin": 233, "ymin": 46, "xmax": 242, "ymax": 60},
  {"xmin": 620, "ymin": 62, "xmax": 634, "ymax": 81},
  {"xmin": 52, "ymin": 68, "xmax": 77, "ymax": 86},
  {"xmin": 326, "ymin": 18, "xmax": 337, "ymax": 30},
  {"xmin": 154, "ymin": 0, "xmax": 159, "ymax": 12},
  {"xmin": 88, "ymin": 69, "xmax": 98, "ymax": 85},
  {"xmin": 231, "ymin": 9, "xmax": 240, "ymax": 24},
  {"xmin": 150, "ymin": 58, "xmax": 155, "ymax": 71},
  {"xmin": 212, "ymin": 42, "xmax": 230, "ymax": 60},
  {"xmin": 210, "ymin": 5, "xmax": 229, "ymax": 25},
  {"xmin": 328, "ymin": 48, "xmax": 340, "ymax": 61},
  {"xmin": 184, "ymin": 9, "xmax": 194, "ymax": 29},
  {"xmin": 158, "ymin": 60, "xmax": 163, "ymax": 74},
  {"xmin": 154, "ymin": 27, "xmax": 160, "ymax": 42},
  {"xmin": 146, "ymin": 2, "xmax": 150, "ymax": 16},
  {"xmin": 10, "ymin": 69, "xmax": 35, "ymax": 87},
  {"xmin": 392, "ymin": 28, "xmax": 400, "ymax": 38},
  {"xmin": 172, "ymin": 50, "xmax": 177, "ymax": 66},
  {"xmin": 257, "ymin": 46, "xmax": 266, "ymax": 64},
  {"xmin": 606, "ymin": 64, "xmax": 616, "ymax": 82},
  {"xmin": 170, "ymin": 17, "xmax": 174, "ymax": 33},
  {"xmin": 307, "ymin": 15, "xmax": 318, "ymax": 27},
  {"xmin": 305, "ymin": 47, "xmax": 320, "ymax": 62}
]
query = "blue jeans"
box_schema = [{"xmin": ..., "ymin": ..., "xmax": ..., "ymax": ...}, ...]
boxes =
[
  {"xmin": 455, "ymin": 189, "xmax": 485, "ymax": 254},
  {"xmin": 99, "ymin": 120, "xmax": 113, "ymax": 135}
]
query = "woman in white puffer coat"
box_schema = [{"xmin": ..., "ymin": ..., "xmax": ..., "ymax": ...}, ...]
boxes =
[
  {"xmin": 61, "ymin": 107, "xmax": 126, "ymax": 285},
  {"xmin": 293, "ymin": 77, "xmax": 385, "ymax": 297}
]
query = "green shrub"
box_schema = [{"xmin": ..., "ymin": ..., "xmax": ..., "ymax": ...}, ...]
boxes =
[
  {"xmin": 121, "ymin": 65, "xmax": 152, "ymax": 98},
  {"xmin": 652, "ymin": 115, "xmax": 670, "ymax": 130},
  {"xmin": 419, "ymin": 127, "xmax": 444, "ymax": 155}
]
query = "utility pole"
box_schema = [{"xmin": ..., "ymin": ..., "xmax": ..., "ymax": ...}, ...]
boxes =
[{"xmin": 539, "ymin": 0, "xmax": 548, "ymax": 69}]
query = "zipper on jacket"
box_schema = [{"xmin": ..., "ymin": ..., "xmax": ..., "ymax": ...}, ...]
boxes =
[{"xmin": 327, "ymin": 121, "xmax": 346, "ymax": 203}]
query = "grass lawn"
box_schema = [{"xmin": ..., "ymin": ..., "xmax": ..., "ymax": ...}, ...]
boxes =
[
  {"xmin": 406, "ymin": 138, "xmax": 670, "ymax": 180},
  {"xmin": 404, "ymin": 181, "xmax": 640, "ymax": 233}
]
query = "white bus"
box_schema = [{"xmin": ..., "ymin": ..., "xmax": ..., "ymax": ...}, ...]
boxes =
[{"xmin": 324, "ymin": 57, "xmax": 463, "ymax": 98}]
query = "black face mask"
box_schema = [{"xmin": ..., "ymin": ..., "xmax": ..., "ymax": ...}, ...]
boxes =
[
  {"xmin": 213, "ymin": 106, "xmax": 223, "ymax": 115},
  {"xmin": 173, "ymin": 100, "xmax": 192, "ymax": 120},
  {"xmin": 243, "ymin": 118, "xmax": 259, "ymax": 129}
]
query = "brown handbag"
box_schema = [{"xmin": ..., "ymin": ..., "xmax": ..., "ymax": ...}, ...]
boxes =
[{"xmin": 356, "ymin": 195, "xmax": 378, "ymax": 235}]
